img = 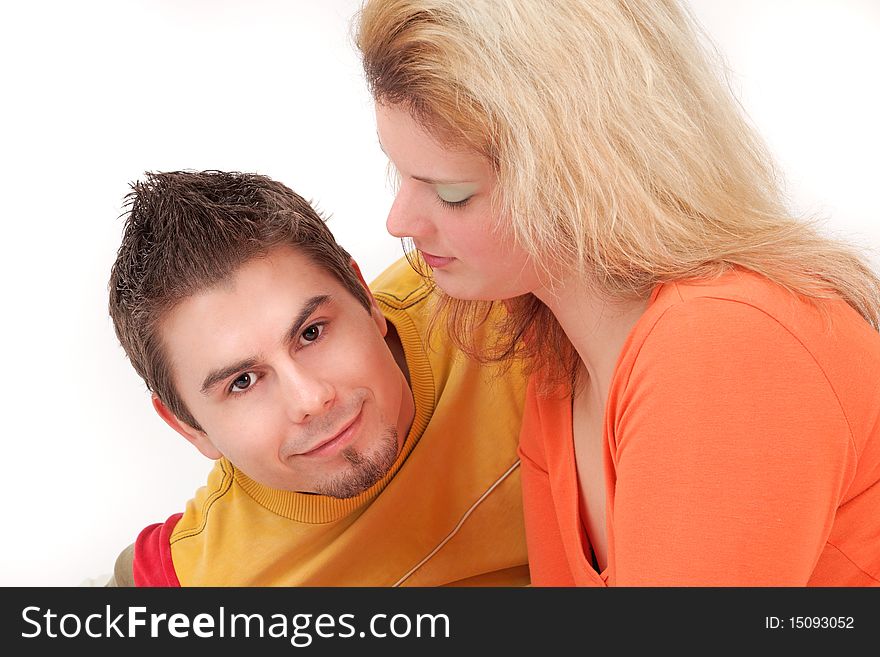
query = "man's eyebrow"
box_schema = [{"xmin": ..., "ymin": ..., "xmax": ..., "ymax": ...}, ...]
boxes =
[
  {"xmin": 200, "ymin": 357, "xmax": 260, "ymax": 396},
  {"xmin": 283, "ymin": 294, "xmax": 332, "ymax": 345},
  {"xmin": 199, "ymin": 294, "xmax": 332, "ymax": 396}
]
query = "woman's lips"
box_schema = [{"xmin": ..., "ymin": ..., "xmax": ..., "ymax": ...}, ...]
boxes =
[{"xmin": 419, "ymin": 250, "xmax": 455, "ymax": 269}]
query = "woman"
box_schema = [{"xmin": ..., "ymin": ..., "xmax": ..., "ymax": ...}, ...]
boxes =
[{"xmin": 356, "ymin": 0, "xmax": 880, "ymax": 585}]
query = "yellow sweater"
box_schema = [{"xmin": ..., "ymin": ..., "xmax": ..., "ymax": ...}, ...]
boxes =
[{"xmin": 135, "ymin": 258, "xmax": 528, "ymax": 586}]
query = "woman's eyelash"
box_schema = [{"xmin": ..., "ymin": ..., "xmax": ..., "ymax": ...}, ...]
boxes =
[{"xmin": 437, "ymin": 196, "xmax": 470, "ymax": 210}]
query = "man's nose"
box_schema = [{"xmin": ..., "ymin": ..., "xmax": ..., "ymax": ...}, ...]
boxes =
[{"xmin": 278, "ymin": 363, "xmax": 335, "ymax": 424}]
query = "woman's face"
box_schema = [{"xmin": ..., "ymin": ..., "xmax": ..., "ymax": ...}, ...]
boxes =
[{"xmin": 375, "ymin": 102, "xmax": 540, "ymax": 301}]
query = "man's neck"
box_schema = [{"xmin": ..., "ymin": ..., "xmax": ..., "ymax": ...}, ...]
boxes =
[{"xmin": 384, "ymin": 320, "xmax": 412, "ymax": 388}]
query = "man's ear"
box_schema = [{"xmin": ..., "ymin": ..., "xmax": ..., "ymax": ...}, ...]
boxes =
[
  {"xmin": 151, "ymin": 394, "xmax": 222, "ymax": 460},
  {"xmin": 350, "ymin": 258, "xmax": 388, "ymax": 336}
]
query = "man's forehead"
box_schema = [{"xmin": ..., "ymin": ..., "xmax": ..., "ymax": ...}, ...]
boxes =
[
  {"xmin": 245, "ymin": 245, "xmax": 337, "ymax": 283},
  {"xmin": 204, "ymin": 247, "xmax": 347, "ymax": 301},
  {"xmin": 159, "ymin": 251, "xmax": 346, "ymax": 372}
]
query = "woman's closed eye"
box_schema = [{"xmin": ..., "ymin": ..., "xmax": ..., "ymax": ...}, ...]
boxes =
[{"xmin": 435, "ymin": 183, "xmax": 477, "ymax": 209}]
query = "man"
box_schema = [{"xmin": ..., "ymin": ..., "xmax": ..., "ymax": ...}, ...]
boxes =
[{"xmin": 106, "ymin": 170, "xmax": 528, "ymax": 586}]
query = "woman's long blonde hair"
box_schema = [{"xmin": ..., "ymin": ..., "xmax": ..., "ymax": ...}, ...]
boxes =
[{"xmin": 357, "ymin": 0, "xmax": 880, "ymax": 385}]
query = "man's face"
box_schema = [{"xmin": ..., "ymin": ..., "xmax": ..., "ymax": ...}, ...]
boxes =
[{"xmin": 157, "ymin": 246, "xmax": 414, "ymax": 498}]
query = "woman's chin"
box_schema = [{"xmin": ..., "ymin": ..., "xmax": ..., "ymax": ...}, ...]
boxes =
[{"xmin": 432, "ymin": 273, "xmax": 523, "ymax": 302}]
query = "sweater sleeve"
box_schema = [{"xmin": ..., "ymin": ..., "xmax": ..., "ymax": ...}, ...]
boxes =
[
  {"xmin": 518, "ymin": 378, "xmax": 577, "ymax": 586},
  {"xmin": 609, "ymin": 298, "xmax": 856, "ymax": 586},
  {"xmin": 132, "ymin": 513, "xmax": 183, "ymax": 587}
]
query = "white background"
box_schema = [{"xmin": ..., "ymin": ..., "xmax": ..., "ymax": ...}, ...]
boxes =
[{"xmin": 0, "ymin": 0, "xmax": 877, "ymax": 586}]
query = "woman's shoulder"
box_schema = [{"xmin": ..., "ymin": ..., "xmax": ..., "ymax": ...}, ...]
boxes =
[
  {"xmin": 621, "ymin": 267, "xmax": 880, "ymax": 453},
  {"xmin": 646, "ymin": 267, "xmax": 877, "ymax": 350},
  {"xmin": 624, "ymin": 269, "xmax": 850, "ymax": 385}
]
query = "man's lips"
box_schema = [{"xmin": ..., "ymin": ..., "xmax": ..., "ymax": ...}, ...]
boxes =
[{"xmin": 295, "ymin": 407, "xmax": 363, "ymax": 457}]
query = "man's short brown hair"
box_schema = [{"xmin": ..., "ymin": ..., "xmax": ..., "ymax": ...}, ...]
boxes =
[{"xmin": 108, "ymin": 170, "xmax": 371, "ymax": 430}]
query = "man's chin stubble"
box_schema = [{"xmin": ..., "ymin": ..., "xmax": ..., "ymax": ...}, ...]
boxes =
[{"xmin": 314, "ymin": 428, "xmax": 399, "ymax": 499}]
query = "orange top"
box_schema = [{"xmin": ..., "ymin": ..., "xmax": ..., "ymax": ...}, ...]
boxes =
[{"xmin": 519, "ymin": 268, "xmax": 880, "ymax": 586}]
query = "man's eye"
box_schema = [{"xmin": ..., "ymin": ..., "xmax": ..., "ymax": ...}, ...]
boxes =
[
  {"xmin": 230, "ymin": 372, "xmax": 257, "ymax": 393},
  {"xmin": 301, "ymin": 323, "xmax": 324, "ymax": 344}
]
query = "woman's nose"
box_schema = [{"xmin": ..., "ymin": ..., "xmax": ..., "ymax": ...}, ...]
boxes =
[{"xmin": 386, "ymin": 182, "xmax": 428, "ymax": 239}]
